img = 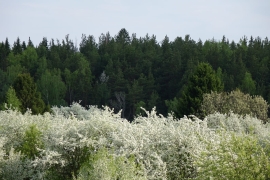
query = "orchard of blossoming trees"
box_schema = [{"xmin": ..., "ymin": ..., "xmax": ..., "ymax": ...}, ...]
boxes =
[{"xmin": 0, "ymin": 103, "xmax": 270, "ymax": 179}]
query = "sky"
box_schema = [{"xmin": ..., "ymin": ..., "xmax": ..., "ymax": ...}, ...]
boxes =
[{"xmin": 0, "ymin": 0, "xmax": 269, "ymax": 46}]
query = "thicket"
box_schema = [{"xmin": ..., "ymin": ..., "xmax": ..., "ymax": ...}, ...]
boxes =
[
  {"xmin": 0, "ymin": 30, "xmax": 270, "ymax": 119},
  {"xmin": 200, "ymin": 89, "xmax": 269, "ymax": 122},
  {"xmin": 1, "ymin": 104, "xmax": 270, "ymax": 179}
]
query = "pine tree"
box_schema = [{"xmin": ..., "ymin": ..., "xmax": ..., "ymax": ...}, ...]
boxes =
[{"xmin": 12, "ymin": 37, "xmax": 22, "ymax": 55}]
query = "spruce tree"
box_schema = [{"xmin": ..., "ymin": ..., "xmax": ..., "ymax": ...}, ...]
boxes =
[
  {"xmin": 27, "ymin": 37, "xmax": 34, "ymax": 47},
  {"xmin": 13, "ymin": 73, "xmax": 47, "ymax": 114},
  {"xmin": 172, "ymin": 63, "xmax": 223, "ymax": 118}
]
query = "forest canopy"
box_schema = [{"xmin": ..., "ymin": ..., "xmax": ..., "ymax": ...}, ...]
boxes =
[{"xmin": 0, "ymin": 28, "xmax": 269, "ymax": 119}]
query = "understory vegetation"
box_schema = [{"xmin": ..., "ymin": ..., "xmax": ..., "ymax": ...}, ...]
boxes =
[{"xmin": 1, "ymin": 103, "xmax": 270, "ymax": 179}]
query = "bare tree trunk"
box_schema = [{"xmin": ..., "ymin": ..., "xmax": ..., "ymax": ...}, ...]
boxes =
[{"xmin": 109, "ymin": 91, "xmax": 126, "ymax": 118}]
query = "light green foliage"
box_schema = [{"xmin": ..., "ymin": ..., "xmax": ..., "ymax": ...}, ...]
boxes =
[
  {"xmin": 195, "ymin": 132, "xmax": 270, "ymax": 180},
  {"xmin": 165, "ymin": 97, "xmax": 179, "ymax": 117},
  {"xmin": 37, "ymin": 69, "xmax": 67, "ymax": 106},
  {"xmin": 216, "ymin": 67, "xmax": 223, "ymax": 83},
  {"xmin": 77, "ymin": 148, "xmax": 146, "ymax": 180},
  {"xmin": 0, "ymin": 64, "xmax": 26, "ymax": 106},
  {"xmin": 135, "ymin": 101, "xmax": 146, "ymax": 116},
  {"xmin": 240, "ymin": 71, "xmax": 256, "ymax": 95},
  {"xmin": 200, "ymin": 89, "xmax": 269, "ymax": 122},
  {"xmin": 7, "ymin": 52, "xmax": 21, "ymax": 66},
  {"xmin": 16, "ymin": 124, "xmax": 44, "ymax": 159},
  {"xmin": 1, "ymin": 86, "xmax": 22, "ymax": 111},
  {"xmin": 21, "ymin": 46, "xmax": 38, "ymax": 75},
  {"xmin": 6, "ymin": 64, "xmax": 27, "ymax": 82}
]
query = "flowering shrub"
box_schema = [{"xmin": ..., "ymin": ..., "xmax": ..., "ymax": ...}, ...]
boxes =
[
  {"xmin": 77, "ymin": 148, "xmax": 146, "ymax": 180},
  {"xmin": 0, "ymin": 103, "xmax": 270, "ymax": 179},
  {"xmin": 195, "ymin": 132, "xmax": 270, "ymax": 179}
]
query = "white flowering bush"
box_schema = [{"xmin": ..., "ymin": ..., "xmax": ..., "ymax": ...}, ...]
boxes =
[
  {"xmin": 195, "ymin": 132, "xmax": 270, "ymax": 180},
  {"xmin": 0, "ymin": 102, "xmax": 270, "ymax": 179},
  {"xmin": 77, "ymin": 148, "xmax": 146, "ymax": 180}
]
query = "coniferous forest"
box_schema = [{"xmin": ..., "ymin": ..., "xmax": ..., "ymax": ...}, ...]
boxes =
[{"xmin": 0, "ymin": 28, "xmax": 270, "ymax": 119}]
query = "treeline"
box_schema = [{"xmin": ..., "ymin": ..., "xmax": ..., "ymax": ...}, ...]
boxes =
[{"xmin": 0, "ymin": 28, "xmax": 269, "ymax": 119}]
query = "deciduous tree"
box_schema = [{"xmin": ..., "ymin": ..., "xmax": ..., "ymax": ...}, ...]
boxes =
[{"xmin": 1, "ymin": 86, "xmax": 21, "ymax": 111}]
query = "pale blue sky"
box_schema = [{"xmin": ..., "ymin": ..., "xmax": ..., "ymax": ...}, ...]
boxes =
[{"xmin": 0, "ymin": 0, "xmax": 269, "ymax": 46}]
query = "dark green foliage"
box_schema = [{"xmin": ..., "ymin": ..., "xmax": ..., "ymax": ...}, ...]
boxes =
[
  {"xmin": 13, "ymin": 73, "xmax": 47, "ymax": 114},
  {"xmin": 12, "ymin": 37, "xmax": 22, "ymax": 55},
  {"xmin": 127, "ymin": 80, "xmax": 143, "ymax": 118},
  {"xmin": 1, "ymin": 32, "xmax": 270, "ymax": 120},
  {"xmin": 94, "ymin": 71, "xmax": 110, "ymax": 107},
  {"xmin": 22, "ymin": 41, "xmax": 27, "ymax": 51},
  {"xmin": 80, "ymin": 34, "xmax": 100, "ymax": 77},
  {"xmin": 46, "ymin": 146, "xmax": 93, "ymax": 180},
  {"xmin": 116, "ymin": 28, "xmax": 131, "ymax": 46},
  {"xmin": 147, "ymin": 91, "xmax": 160, "ymax": 111},
  {"xmin": 0, "ymin": 38, "xmax": 10, "ymax": 71},
  {"xmin": 168, "ymin": 63, "xmax": 223, "ymax": 118},
  {"xmin": 27, "ymin": 37, "xmax": 34, "ymax": 47}
]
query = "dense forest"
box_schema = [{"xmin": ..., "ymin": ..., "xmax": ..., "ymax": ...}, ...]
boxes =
[{"xmin": 0, "ymin": 28, "xmax": 270, "ymax": 119}]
